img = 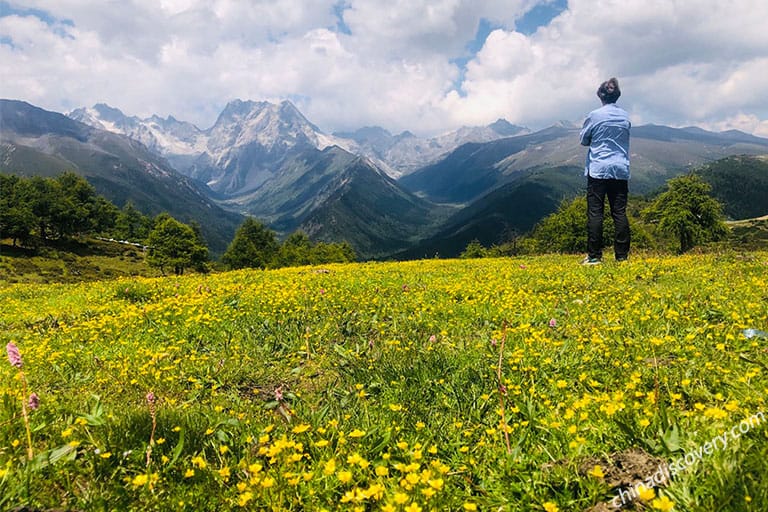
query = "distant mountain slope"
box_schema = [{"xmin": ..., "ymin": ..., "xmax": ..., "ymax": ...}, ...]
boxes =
[
  {"xmin": 399, "ymin": 124, "xmax": 768, "ymax": 205},
  {"xmin": 69, "ymin": 103, "xmax": 207, "ymax": 171},
  {"xmin": 70, "ymin": 101, "xmax": 530, "ymax": 181},
  {"xmin": 68, "ymin": 100, "xmax": 452, "ymax": 259},
  {"xmin": 335, "ymin": 119, "xmax": 529, "ymax": 177},
  {"xmin": 398, "ymin": 126, "xmax": 573, "ymax": 204},
  {"xmin": 71, "ymin": 100, "xmax": 354, "ymax": 195},
  {"xmin": 44, "ymin": 97, "xmax": 768, "ymax": 260},
  {"xmin": 215, "ymin": 145, "xmax": 452, "ymax": 258},
  {"xmin": 695, "ymin": 154, "xmax": 768, "ymax": 220},
  {"xmin": 188, "ymin": 100, "xmax": 356, "ymax": 195},
  {"xmin": 397, "ymin": 166, "xmax": 583, "ymax": 259},
  {"xmin": 298, "ymin": 156, "xmax": 453, "ymax": 258},
  {"xmin": 0, "ymin": 99, "xmax": 242, "ymax": 255},
  {"xmin": 402, "ymin": 150, "xmax": 768, "ymax": 260}
]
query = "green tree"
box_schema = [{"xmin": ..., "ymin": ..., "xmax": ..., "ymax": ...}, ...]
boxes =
[
  {"xmin": 275, "ymin": 231, "xmax": 313, "ymax": 267},
  {"xmin": 188, "ymin": 220, "xmax": 210, "ymax": 272},
  {"xmin": 311, "ymin": 241, "xmax": 356, "ymax": 264},
  {"xmin": 643, "ymin": 174, "xmax": 728, "ymax": 253},
  {"xmin": 529, "ymin": 197, "xmax": 599, "ymax": 254},
  {"xmin": 54, "ymin": 172, "xmax": 97, "ymax": 237},
  {"xmin": 145, "ymin": 214, "xmax": 208, "ymax": 275},
  {"xmin": 0, "ymin": 175, "xmax": 36, "ymax": 246},
  {"xmin": 460, "ymin": 239, "xmax": 488, "ymax": 259},
  {"xmin": 528, "ymin": 195, "xmax": 654, "ymax": 255},
  {"xmin": 26, "ymin": 176, "xmax": 58, "ymax": 241},
  {"xmin": 221, "ymin": 218, "xmax": 279, "ymax": 269},
  {"xmin": 114, "ymin": 202, "xmax": 152, "ymax": 241}
]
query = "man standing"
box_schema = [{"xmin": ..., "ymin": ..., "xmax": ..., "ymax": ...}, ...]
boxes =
[{"xmin": 579, "ymin": 77, "xmax": 631, "ymax": 265}]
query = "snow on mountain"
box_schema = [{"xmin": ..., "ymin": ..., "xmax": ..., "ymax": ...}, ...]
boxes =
[
  {"xmin": 68, "ymin": 100, "xmax": 355, "ymax": 178},
  {"xmin": 336, "ymin": 120, "xmax": 530, "ymax": 177},
  {"xmin": 69, "ymin": 101, "xmax": 529, "ymax": 184},
  {"xmin": 204, "ymin": 100, "xmax": 355, "ymax": 158},
  {"xmin": 68, "ymin": 104, "xmax": 207, "ymax": 157}
]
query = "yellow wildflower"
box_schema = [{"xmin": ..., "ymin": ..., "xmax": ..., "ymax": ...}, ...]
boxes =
[
  {"xmin": 323, "ymin": 459, "xmax": 337, "ymax": 475},
  {"xmin": 238, "ymin": 491, "xmax": 253, "ymax": 507},
  {"xmin": 588, "ymin": 465, "xmax": 605, "ymax": 479},
  {"xmin": 638, "ymin": 484, "xmax": 655, "ymax": 502},
  {"xmin": 652, "ymin": 494, "xmax": 674, "ymax": 511},
  {"xmin": 131, "ymin": 474, "xmax": 149, "ymax": 487}
]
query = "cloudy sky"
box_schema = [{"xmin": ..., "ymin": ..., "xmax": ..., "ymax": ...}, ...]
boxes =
[{"xmin": 2, "ymin": 0, "xmax": 768, "ymax": 137}]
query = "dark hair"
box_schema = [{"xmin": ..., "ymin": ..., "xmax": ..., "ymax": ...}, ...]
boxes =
[{"xmin": 597, "ymin": 77, "xmax": 621, "ymax": 104}]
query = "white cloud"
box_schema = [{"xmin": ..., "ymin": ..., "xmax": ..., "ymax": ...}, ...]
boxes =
[
  {"xmin": 707, "ymin": 114, "xmax": 768, "ymax": 138},
  {"xmin": 1, "ymin": 0, "xmax": 767, "ymax": 137}
]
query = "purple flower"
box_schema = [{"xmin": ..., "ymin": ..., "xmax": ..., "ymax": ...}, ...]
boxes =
[
  {"xmin": 274, "ymin": 386, "xmax": 284, "ymax": 401},
  {"xmin": 6, "ymin": 342, "xmax": 22, "ymax": 368},
  {"xmin": 28, "ymin": 393, "xmax": 40, "ymax": 411},
  {"xmin": 428, "ymin": 335, "xmax": 437, "ymax": 343},
  {"xmin": 549, "ymin": 318, "xmax": 557, "ymax": 328},
  {"xmin": 146, "ymin": 392, "xmax": 156, "ymax": 405}
]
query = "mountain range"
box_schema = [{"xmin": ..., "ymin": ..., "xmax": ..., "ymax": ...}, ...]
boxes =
[
  {"xmin": 397, "ymin": 124, "xmax": 768, "ymax": 257},
  {"xmin": 0, "ymin": 99, "xmax": 242, "ymax": 255},
  {"xmin": 69, "ymin": 101, "xmax": 529, "ymax": 183},
  {"xmin": 66, "ymin": 99, "xmax": 521, "ymax": 256},
  {"xmin": 4, "ymin": 97, "xmax": 768, "ymax": 259}
]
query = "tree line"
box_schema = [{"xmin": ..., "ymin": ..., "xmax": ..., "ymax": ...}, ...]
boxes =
[
  {"xmin": 0, "ymin": 172, "xmax": 152, "ymax": 247},
  {"xmin": 461, "ymin": 174, "xmax": 730, "ymax": 258},
  {"xmin": 1, "ymin": 172, "xmax": 355, "ymax": 275},
  {"xmin": 3, "ymin": 171, "xmax": 735, "ymax": 273}
]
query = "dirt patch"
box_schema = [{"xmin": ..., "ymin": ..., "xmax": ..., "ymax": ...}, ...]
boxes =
[
  {"xmin": 585, "ymin": 448, "xmax": 670, "ymax": 510},
  {"xmin": 545, "ymin": 447, "xmax": 668, "ymax": 511},
  {"xmin": 577, "ymin": 448, "xmax": 665, "ymax": 490}
]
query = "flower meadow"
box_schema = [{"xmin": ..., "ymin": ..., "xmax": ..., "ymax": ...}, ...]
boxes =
[{"xmin": 1, "ymin": 253, "xmax": 767, "ymax": 511}]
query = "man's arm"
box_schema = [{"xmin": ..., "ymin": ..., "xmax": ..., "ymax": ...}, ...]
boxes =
[{"xmin": 579, "ymin": 116, "xmax": 593, "ymax": 146}]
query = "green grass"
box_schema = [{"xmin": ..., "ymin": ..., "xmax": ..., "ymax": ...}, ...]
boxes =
[
  {"xmin": 0, "ymin": 238, "xmax": 161, "ymax": 284},
  {"xmin": 727, "ymin": 216, "xmax": 768, "ymax": 251},
  {"xmin": 0, "ymin": 253, "xmax": 767, "ymax": 511}
]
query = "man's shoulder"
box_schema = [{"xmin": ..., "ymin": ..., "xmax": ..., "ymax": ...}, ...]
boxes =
[
  {"xmin": 591, "ymin": 103, "xmax": 629, "ymax": 121},
  {"xmin": 606, "ymin": 103, "xmax": 629, "ymax": 116}
]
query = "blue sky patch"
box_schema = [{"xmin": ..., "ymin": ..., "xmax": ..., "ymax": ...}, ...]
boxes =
[
  {"xmin": 0, "ymin": 1, "xmax": 72, "ymax": 26},
  {"xmin": 449, "ymin": 2, "xmax": 568, "ymax": 95},
  {"xmin": 333, "ymin": 1, "xmax": 352, "ymax": 35},
  {"xmin": 450, "ymin": 18, "xmax": 506, "ymax": 96},
  {"xmin": 516, "ymin": 0, "xmax": 567, "ymax": 35}
]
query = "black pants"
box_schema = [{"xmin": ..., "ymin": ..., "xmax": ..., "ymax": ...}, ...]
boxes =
[{"xmin": 587, "ymin": 176, "xmax": 630, "ymax": 260}]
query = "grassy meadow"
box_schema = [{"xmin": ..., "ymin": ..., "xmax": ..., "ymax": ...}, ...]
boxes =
[
  {"xmin": 0, "ymin": 238, "xmax": 160, "ymax": 284},
  {"xmin": 1, "ymin": 253, "xmax": 767, "ymax": 511}
]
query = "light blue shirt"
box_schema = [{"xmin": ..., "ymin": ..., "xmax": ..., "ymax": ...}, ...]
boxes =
[{"xmin": 580, "ymin": 103, "xmax": 631, "ymax": 180}]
